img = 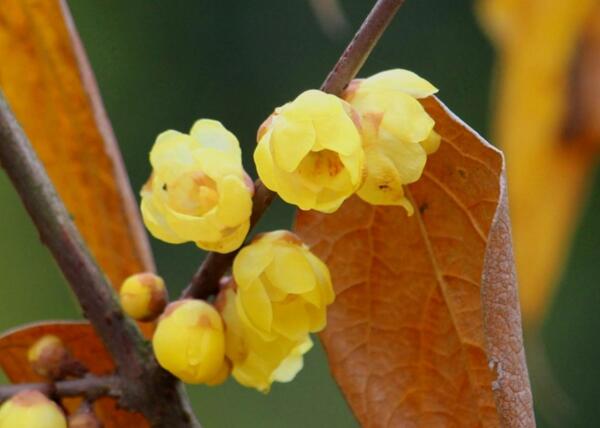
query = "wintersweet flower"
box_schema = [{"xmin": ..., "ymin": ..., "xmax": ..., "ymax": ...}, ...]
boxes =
[
  {"xmin": 0, "ymin": 390, "xmax": 66, "ymax": 428},
  {"xmin": 141, "ymin": 119, "xmax": 254, "ymax": 253},
  {"xmin": 343, "ymin": 69, "xmax": 440, "ymax": 213},
  {"xmin": 218, "ymin": 288, "xmax": 313, "ymax": 393},
  {"xmin": 152, "ymin": 299, "xmax": 226, "ymax": 384},
  {"xmin": 254, "ymin": 89, "xmax": 364, "ymax": 213},
  {"xmin": 119, "ymin": 272, "xmax": 168, "ymax": 322},
  {"xmin": 232, "ymin": 231, "xmax": 334, "ymax": 341}
]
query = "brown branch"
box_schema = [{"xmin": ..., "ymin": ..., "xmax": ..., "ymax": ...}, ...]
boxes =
[
  {"xmin": 321, "ymin": 0, "xmax": 406, "ymax": 95},
  {"xmin": 181, "ymin": 181, "xmax": 275, "ymax": 299},
  {"xmin": 0, "ymin": 375, "xmax": 120, "ymax": 403},
  {"xmin": 182, "ymin": 0, "xmax": 406, "ymax": 300},
  {"xmin": 0, "ymin": 92, "xmax": 200, "ymax": 427}
]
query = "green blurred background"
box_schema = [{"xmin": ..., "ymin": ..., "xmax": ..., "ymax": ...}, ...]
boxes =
[{"xmin": 0, "ymin": 0, "xmax": 599, "ymax": 426}]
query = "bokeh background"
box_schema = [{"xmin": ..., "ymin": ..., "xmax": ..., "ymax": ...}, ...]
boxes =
[{"xmin": 0, "ymin": 1, "xmax": 598, "ymax": 426}]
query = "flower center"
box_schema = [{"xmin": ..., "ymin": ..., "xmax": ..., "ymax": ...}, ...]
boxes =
[
  {"xmin": 297, "ymin": 149, "xmax": 344, "ymax": 185},
  {"xmin": 168, "ymin": 171, "xmax": 219, "ymax": 216}
]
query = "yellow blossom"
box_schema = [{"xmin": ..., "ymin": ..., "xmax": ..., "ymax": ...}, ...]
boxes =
[
  {"xmin": 141, "ymin": 119, "xmax": 254, "ymax": 253},
  {"xmin": 0, "ymin": 390, "xmax": 66, "ymax": 428},
  {"xmin": 119, "ymin": 272, "xmax": 168, "ymax": 322},
  {"xmin": 254, "ymin": 90, "xmax": 364, "ymax": 213},
  {"xmin": 152, "ymin": 299, "xmax": 225, "ymax": 384},
  {"xmin": 343, "ymin": 69, "xmax": 440, "ymax": 213},
  {"xmin": 219, "ymin": 288, "xmax": 313, "ymax": 392},
  {"xmin": 232, "ymin": 231, "xmax": 334, "ymax": 341}
]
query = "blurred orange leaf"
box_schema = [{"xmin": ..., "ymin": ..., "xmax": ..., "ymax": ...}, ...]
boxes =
[
  {"xmin": 295, "ymin": 97, "xmax": 533, "ymax": 427},
  {"xmin": 0, "ymin": 322, "xmax": 148, "ymax": 427},
  {"xmin": 0, "ymin": 0, "xmax": 154, "ymax": 289},
  {"xmin": 478, "ymin": 0, "xmax": 600, "ymax": 327}
]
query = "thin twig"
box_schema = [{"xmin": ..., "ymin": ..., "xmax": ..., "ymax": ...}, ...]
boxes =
[
  {"xmin": 181, "ymin": 181, "xmax": 275, "ymax": 299},
  {"xmin": 0, "ymin": 375, "xmax": 120, "ymax": 403},
  {"xmin": 0, "ymin": 92, "xmax": 200, "ymax": 427},
  {"xmin": 182, "ymin": 0, "xmax": 406, "ymax": 300}
]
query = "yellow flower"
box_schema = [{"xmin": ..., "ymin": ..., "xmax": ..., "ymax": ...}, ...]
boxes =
[
  {"xmin": 219, "ymin": 288, "xmax": 313, "ymax": 393},
  {"xmin": 0, "ymin": 390, "xmax": 66, "ymax": 428},
  {"xmin": 254, "ymin": 90, "xmax": 364, "ymax": 213},
  {"xmin": 232, "ymin": 231, "xmax": 334, "ymax": 341},
  {"xmin": 119, "ymin": 272, "xmax": 168, "ymax": 322},
  {"xmin": 343, "ymin": 69, "xmax": 440, "ymax": 213},
  {"xmin": 141, "ymin": 119, "xmax": 254, "ymax": 253},
  {"xmin": 152, "ymin": 299, "xmax": 226, "ymax": 384}
]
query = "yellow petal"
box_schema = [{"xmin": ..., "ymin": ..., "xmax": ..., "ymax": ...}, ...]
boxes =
[
  {"xmin": 163, "ymin": 205, "xmax": 220, "ymax": 242},
  {"xmin": 271, "ymin": 336, "xmax": 313, "ymax": 382},
  {"xmin": 304, "ymin": 251, "xmax": 335, "ymax": 305},
  {"xmin": 237, "ymin": 279, "xmax": 273, "ymax": 334},
  {"xmin": 272, "ymin": 299, "xmax": 310, "ymax": 340},
  {"xmin": 150, "ymin": 130, "xmax": 198, "ymax": 182},
  {"xmin": 216, "ymin": 175, "xmax": 253, "ymax": 228},
  {"xmin": 379, "ymin": 92, "xmax": 435, "ymax": 143},
  {"xmin": 270, "ymin": 115, "xmax": 316, "ymax": 172},
  {"xmin": 140, "ymin": 194, "xmax": 185, "ymax": 244},
  {"xmin": 362, "ymin": 69, "xmax": 438, "ymax": 99},
  {"xmin": 195, "ymin": 148, "xmax": 244, "ymax": 181},
  {"xmin": 190, "ymin": 119, "xmax": 241, "ymax": 159},
  {"xmin": 254, "ymin": 135, "xmax": 279, "ymax": 191},
  {"xmin": 234, "ymin": 242, "xmax": 274, "ymax": 286},
  {"xmin": 265, "ymin": 246, "xmax": 316, "ymax": 294},
  {"xmin": 196, "ymin": 221, "xmax": 249, "ymax": 254},
  {"xmin": 420, "ymin": 130, "xmax": 442, "ymax": 155}
]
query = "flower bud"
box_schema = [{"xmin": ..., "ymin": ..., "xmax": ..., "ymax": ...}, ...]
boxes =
[
  {"xmin": 119, "ymin": 273, "xmax": 168, "ymax": 322},
  {"xmin": 233, "ymin": 231, "xmax": 334, "ymax": 341},
  {"xmin": 219, "ymin": 289, "xmax": 313, "ymax": 392},
  {"xmin": 204, "ymin": 360, "xmax": 231, "ymax": 386},
  {"xmin": 254, "ymin": 89, "xmax": 364, "ymax": 213},
  {"xmin": 0, "ymin": 390, "xmax": 66, "ymax": 428},
  {"xmin": 27, "ymin": 335, "xmax": 84, "ymax": 380},
  {"xmin": 141, "ymin": 119, "xmax": 254, "ymax": 253},
  {"xmin": 152, "ymin": 299, "xmax": 226, "ymax": 384},
  {"xmin": 343, "ymin": 69, "xmax": 440, "ymax": 213}
]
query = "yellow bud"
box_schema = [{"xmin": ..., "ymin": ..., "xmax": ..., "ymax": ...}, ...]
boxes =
[
  {"xmin": 0, "ymin": 390, "xmax": 66, "ymax": 428},
  {"xmin": 254, "ymin": 89, "xmax": 364, "ymax": 213},
  {"xmin": 141, "ymin": 119, "xmax": 254, "ymax": 253},
  {"xmin": 232, "ymin": 230, "xmax": 334, "ymax": 341},
  {"xmin": 219, "ymin": 289, "xmax": 313, "ymax": 393},
  {"xmin": 343, "ymin": 69, "xmax": 439, "ymax": 213},
  {"xmin": 152, "ymin": 299, "xmax": 226, "ymax": 384},
  {"xmin": 204, "ymin": 360, "xmax": 231, "ymax": 386},
  {"xmin": 27, "ymin": 335, "xmax": 83, "ymax": 380},
  {"xmin": 119, "ymin": 273, "xmax": 168, "ymax": 322}
]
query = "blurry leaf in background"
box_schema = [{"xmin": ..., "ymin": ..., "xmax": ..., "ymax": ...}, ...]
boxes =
[
  {"xmin": 0, "ymin": 0, "xmax": 154, "ymax": 291},
  {"xmin": 0, "ymin": 322, "xmax": 148, "ymax": 427},
  {"xmin": 295, "ymin": 97, "xmax": 533, "ymax": 427},
  {"xmin": 478, "ymin": 0, "xmax": 600, "ymax": 329}
]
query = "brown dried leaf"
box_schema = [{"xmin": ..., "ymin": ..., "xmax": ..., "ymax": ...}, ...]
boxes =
[
  {"xmin": 478, "ymin": 0, "xmax": 600, "ymax": 327},
  {"xmin": 295, "ymin": 97, "xmax": 534, "ymax": 427},
  {"xmin": 0, "ymin": 0, "xmax": 154, "ymax": 289},
  {"xmin": 0, "ymin": 322, "xmax": 148, "ymax": 427}
]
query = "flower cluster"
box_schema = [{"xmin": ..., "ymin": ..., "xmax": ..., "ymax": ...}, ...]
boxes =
[
  {"xmin": 255, "ymin": 69, "xmax": 439, "ymax": 214},
  {"xmin": 136, "ymin": 69, "xmax": 437, "ymax": 392}
]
